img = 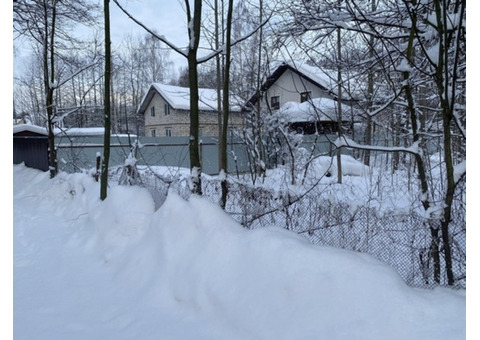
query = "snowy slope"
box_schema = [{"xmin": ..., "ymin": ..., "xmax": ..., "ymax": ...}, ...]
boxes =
[{"xmin": 13, "ymin": 164, "xmax": 465, "ymax": 340}]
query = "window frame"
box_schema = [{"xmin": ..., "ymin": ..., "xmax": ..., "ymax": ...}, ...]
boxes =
[
  {"xmin": 300, "ymin": 91, "xmax": 312, "ymax": 103},
  {"xmin": 270, "ymin": 95, "xmax": 280, "ymax": 110}
]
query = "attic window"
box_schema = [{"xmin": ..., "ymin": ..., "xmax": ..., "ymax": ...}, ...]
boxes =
[
  {"xmin": 300, "ymin": 91, "xmax": 311, "ymax": 103},
  {"xmin": 270, "ymin": 96, "xmax": 280, "ymax": 110},
  {"xmin": 164, "ymin": 103, "xmax": 170, "ymax": 116},
  {"xmin": 150, "ymin": 106, "xmax": 155, "ymax": 117}
]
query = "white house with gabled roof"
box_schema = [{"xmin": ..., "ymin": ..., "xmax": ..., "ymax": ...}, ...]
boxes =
[
  {"xmin": 137, "ymin": 83, "xmax": 246, "ymax": 137},
  {"xmin": 247, "ymin": 60, "xmax": 354, "ymax": 110},
  {"xmin": 246, "ymin": 61, "xmax": 356, "ymax": 134}
]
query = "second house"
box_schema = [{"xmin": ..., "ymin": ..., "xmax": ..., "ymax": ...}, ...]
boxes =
[{"xmin": 137, "ymin": 83, "xmax": 246, "ymax": 138}]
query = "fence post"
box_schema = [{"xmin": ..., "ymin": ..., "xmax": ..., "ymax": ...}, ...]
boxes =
[
  {"xmin": 199, "ymin": 140, "xmax": 203, "ymax": 170},
  {"xmin": 94, "ymin": 152, "xmax": 101, "ymax": 182}
]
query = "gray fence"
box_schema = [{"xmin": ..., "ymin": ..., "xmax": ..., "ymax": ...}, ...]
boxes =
[
  {"xmin": 55, "ymin": 134, "xmax": 341, "ymax": 175},
  {"xmin": 56, "ymin": 135, "xmax": 243, "ymax": 174}
]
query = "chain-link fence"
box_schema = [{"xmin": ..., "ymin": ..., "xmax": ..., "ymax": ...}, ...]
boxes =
[{"xmin": 114, "ymin": 167, "xmax": 466, "ymax": 290}]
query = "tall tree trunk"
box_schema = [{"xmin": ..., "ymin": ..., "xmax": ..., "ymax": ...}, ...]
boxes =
[
  {"xmin": 186, "ymin": 0, "xmax": 203, "ymax": 195},
  {"xmin": 432, "ymin": 0, "xmax": 464, "ymax": 286},
  {"xmin": 100, "ymin": 0, "xmax": 111, "ymax": 200},
  {"xmin": 363, "ymin": 0, "xmax": 376, "ymax": 167},
  {"xmin": 44, "ymin": 0, "xmax": 57, "ymax": 179},
  {"xmin": 336, "ymin": 5, "xmax": 343, "ymax": 184},
  {"xmin": 402, "ymin": 0, "xmax": 440, "ymax": 282},
  {"xmin": 220, "ymin": 0, "xmax": 233, "ymax": 209},
  {"xmin": 439, "ymin": 103, "xmax": 455, "ymax": 285},
  {"xmin": 253, "ymin": 0, "xmax": 265, "ymax": 178},
  {"xmin": 215, "ymin": 0, "xmax": 223, "ymax": 169}
]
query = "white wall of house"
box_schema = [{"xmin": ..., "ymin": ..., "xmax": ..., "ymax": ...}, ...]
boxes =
[
  {"xmin": 144, "ymin": 92, "xmax": 245, "ymax": 137},
  {"xmin": 262, "ymin": 69, "xmax": 333, "ymax": 111}
]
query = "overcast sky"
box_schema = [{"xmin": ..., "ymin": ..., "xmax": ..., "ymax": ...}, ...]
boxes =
[
  {"xmin": 13, "ymin": 0, "xmax": 192, "ymax": 78},
  {"xmin": 110, "ymin": 0, "xmax": 190, "ymax": 71},
  {"xmin": 110, "ymin": 0, "xmax": 188, "ymax": 49}
]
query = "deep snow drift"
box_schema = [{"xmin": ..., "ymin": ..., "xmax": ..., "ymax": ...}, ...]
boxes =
[{"xmin": 13, "ymin": 164, "xmax": 465, "ymax": 340}]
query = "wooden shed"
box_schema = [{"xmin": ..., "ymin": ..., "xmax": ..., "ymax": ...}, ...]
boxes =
[{"xmin": 13, "ymin": 125, "xmax": 50, "ymax": 171}]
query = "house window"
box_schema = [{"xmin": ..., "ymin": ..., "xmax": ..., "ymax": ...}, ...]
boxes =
[
  {"xmin": 150, "ymin": 106, "xmax": 155, "ymax": 117},
  {"xmin": 199, "ymin": 128, "xmax": 204, "ymax": 137},
  {"xmin": 300, "ymin": 91, "xmax": 311, "ymax": 103},
  {"xmin": 270, "ymin": 96, "xmax": 280, "ymax": 110},
  {"xmin": 150, "ymin": 129, "xmax": 156, "ymax": 137},
  {"xmin": 164, "ymin": 103, "xmax": 170, "ymax": 116},
  {"xmin": 165, "ymin": 127, "xmax": 172, "ymax": 137}
]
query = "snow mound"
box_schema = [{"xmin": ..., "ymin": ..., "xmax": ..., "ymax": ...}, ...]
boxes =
[
  {"xmin": 310, "ymin": 154, "xmax": 370, "ymax": 177},
  {"xmin": 13, "ymin": 164, "xmax": 465, "ymax": 340}
]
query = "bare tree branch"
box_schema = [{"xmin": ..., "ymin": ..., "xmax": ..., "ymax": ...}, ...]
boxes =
[
  {"xmin": 112, "ymin": 0, "xmax": 188, "ymax": 57},
  {"xmin": 198, "ymin": 11, "xmax": 273, "ymax": 64}
]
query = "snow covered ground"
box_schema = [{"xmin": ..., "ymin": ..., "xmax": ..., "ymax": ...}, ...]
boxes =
[{"xmin": 12, "ymin": 164, "xmax": 467, "ymax": 339}]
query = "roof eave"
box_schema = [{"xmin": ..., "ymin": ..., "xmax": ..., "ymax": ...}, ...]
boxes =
[{"xmin": 137, "ymin": 85, "xmax": 158, "ymax": 115}]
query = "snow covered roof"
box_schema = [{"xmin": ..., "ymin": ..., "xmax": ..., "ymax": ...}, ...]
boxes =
[
  {"xmin": 247, "ymin": 60, "xmax": 348, "ymax": 107},
  {"xmin": 138, "ymin": 83, "xmax": 244, "ymax": 115},
  {"xmin": 13, "ymin": 124, "xmax": 105, "ymax": 136},
  {"xmin": 13, "ymin": 124, "xmax": 49, "ymax": 136},
  {"xmin": 57, "ymin": 127, "xmax": 105, "ymax": 136},
  {"xmin": 270, "ymin": 60, "xmax": 338, "ymax": 93},
  {"xmin": 276, "ymin": 97, "xmax": 353, "ymax": 123}
]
